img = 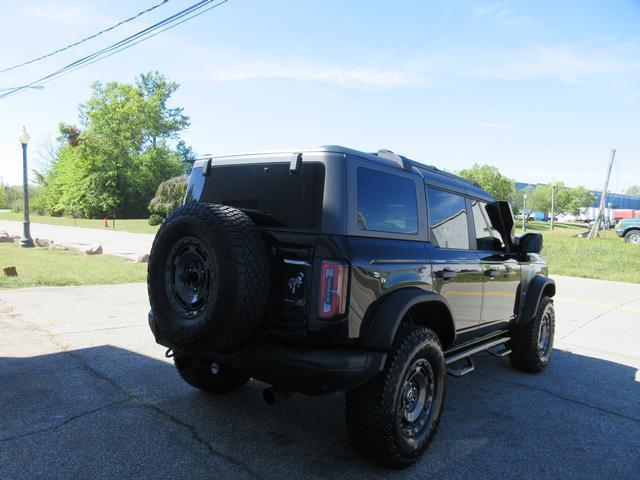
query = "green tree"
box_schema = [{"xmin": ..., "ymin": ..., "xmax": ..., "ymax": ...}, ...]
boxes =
[
  {"xmin": 0, "ymin": 186, "xmax": 7, "ymax": 209},
  {"xmin": 626, "ymin": 185, "xmax": 640, "ymax": 197},
  {"xmin": 559, "ymin": 186, "xmax": 595, "ymax": 215},
  {"xmin": 41, "ymin": 72, "xmax": 189, "ymax": 218},
  {"xmin": 176, "ymin": 140, "xmax": 197, "ymax": 174},
  {"xmin": 528, "ymin": 183, "xmax": 595, "ymax": 215},
  {"xmin": 458, "ymin": 164, "xmax": 515, "ymax": 201},
  {"xmin": 528, "ymin": 183, "xmax": 556, "ymax": 214}
]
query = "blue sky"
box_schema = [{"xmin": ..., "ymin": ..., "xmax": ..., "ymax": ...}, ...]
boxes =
[{"xmin": 0, "ymin": 0, "xmax": 638, "ymax": 191}]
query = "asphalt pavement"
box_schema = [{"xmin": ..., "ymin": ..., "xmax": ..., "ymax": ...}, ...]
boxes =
[
  {"xmin": 0, "ymin": 220, "xmax": 154, "ymax": 260},
  {"xmin": 0, "ymin": 275, "xmax": 638, "ymax": 479}
]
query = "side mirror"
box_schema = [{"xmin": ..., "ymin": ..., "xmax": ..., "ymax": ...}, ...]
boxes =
[{"xmin": 518, "ymin": 232, "xmax": 543, "ymax": 254}]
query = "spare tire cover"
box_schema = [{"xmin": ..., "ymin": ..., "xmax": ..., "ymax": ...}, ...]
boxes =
[{"xmin": 148, "ymin": 203, "xmax": 270, "ymax": 353}]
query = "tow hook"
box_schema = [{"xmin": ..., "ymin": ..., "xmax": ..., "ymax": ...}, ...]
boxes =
[{"xmin": 262, "ymin": 386, "xmax": 294, "ymax": 405}]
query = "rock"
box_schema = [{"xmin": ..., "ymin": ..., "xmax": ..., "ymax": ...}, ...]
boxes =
[
  {"xmin": 85, "ymin": 244, "xmax": 103, "ymax": 255},
  {"xmin": 136, "ymin": 253, "xmax": 150, "ymax": 263},
  {"xmin": 49, "ymin": 244, "xmax": 68, "ymax": 251},
  {"xmin": 11, "ymin": 235, "xmax": 21, "ymax": 240},
  {"xmin": 35, "ymin": 238, "xmax": 52, "ymax": 247},
  {"xmin": 0, "ymin": 230, "xmax": 8, "ymax": 237},
  {"xmin": 3, "ymin": 266, "xmax": 17, "ymax": 277},
  {"xmin": 0, "ymin": 230, "xmax": 13, "ymax": 243}
]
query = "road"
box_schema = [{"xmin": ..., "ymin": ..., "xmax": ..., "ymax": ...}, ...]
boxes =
[
  {"xmin": 0, "ymin": 220, "xmax": 154, "ymax": 260},
  {"xmin": 0, "ymin": 275, "xmax": 638, "ymax": 479}
]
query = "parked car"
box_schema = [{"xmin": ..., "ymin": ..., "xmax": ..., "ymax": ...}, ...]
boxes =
[
  {"xmin": 147, "ymin": 146, "xmax": 556, "ymax": 468},
  {"xmin": 615, "ymin": 218, "xmax": 640, "ymax": 243}
]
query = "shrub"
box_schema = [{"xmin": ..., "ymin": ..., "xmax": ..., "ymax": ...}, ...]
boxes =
[
  {"xmin": 148, "ymin": 176, "xmax": 187, "ymax": 224},
  {"xmin": 148, "ymin": 214, "xmax": 164, "ymax": 226}
]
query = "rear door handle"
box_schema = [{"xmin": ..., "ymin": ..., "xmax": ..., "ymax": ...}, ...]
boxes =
[{"xmin": 436, "ymin": 270, "xmax": 457, "ymax": 280}]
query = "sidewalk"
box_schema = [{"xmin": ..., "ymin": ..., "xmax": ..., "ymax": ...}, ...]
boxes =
[{"xmin": 0, "ymin": 220, "xmax": 154, "ymax": 260}]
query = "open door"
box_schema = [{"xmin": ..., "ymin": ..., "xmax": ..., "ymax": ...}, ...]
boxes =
[{"xmin": 486, "ymin": 200, "xmax": 516, "ymax": 253}]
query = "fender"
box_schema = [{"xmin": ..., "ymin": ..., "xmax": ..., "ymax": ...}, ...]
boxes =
[
  {"xmin": 361, "ymin": 287, "xmax": 456, "ymax": 350},
  {"xmin": 516, "ymin": 276, "xmax": 556, "ymax": 328}
]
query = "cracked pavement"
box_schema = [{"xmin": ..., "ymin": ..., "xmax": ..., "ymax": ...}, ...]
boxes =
[{"xmin": 1, "ymin": 276, "xmax": 639, "ymax": 479}]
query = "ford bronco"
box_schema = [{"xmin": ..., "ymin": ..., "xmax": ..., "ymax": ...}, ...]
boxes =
[{"xmin": 147, "ymin": 146, "xmax": 556, "ymax": 468}]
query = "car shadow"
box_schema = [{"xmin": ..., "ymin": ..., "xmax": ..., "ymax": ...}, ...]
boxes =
[{"xmin": 1, "ymin": 346, "xmax": 638, "ymax": 479}]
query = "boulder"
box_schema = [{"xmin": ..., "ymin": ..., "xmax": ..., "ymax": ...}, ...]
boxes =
[
  {"xmin": 3, "ymin": 266, "xmax": 17, "ymax": 277},
  {"xmin": 49, "ymin": 244, "xmax": 68, "ymax": 251},
  {"xmin": 35, "ymin": 238, "xmax": 52, "ymax": 247},
  {"xmin": 136, "ymin": 253, "xmax": 150, "ymax": 263},
  {"xmin": 86, "ymin": 244, "xmax": 103, "ymax": 255},
  {"xmin": 0, "ymin": 235, "xmax": 14, "ymax": 243}
]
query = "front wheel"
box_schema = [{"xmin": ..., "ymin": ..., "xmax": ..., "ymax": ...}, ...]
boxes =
[
  {"xmin": 174, "ymin": 356, "xmax": 250, "ymax": 394},
  {"xmin": 345, "ymin": 325, "xmax": 446, "ymax": 469},
  {"xmin": 624, "ymin": 230, "xmax": 640, "ymax": 244},
  {"xmin": 510, "ymin": 297, "xmax": 555, "ymax": 373}
]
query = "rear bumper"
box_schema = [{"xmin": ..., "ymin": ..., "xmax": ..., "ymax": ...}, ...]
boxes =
[{"xmin": 149, "ymin": 311, "xmax": 386, "ymax": 395}]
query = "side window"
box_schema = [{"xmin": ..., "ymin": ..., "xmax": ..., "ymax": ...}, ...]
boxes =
[
  {"xmin": 357, "ymin": 167, "xmax": 418, "ymax": 234},
  {"xmin": 426, "ymin": 188, "xmax": 470, "ymax": 249},
  {"xmin": 471, "ymin": 200, "xmax": 505, "ymax": 251}
]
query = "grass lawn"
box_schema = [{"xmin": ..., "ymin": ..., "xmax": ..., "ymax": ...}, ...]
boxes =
[
  {"xmin": 0, "ymin": 242, "xmax": 147, "ymax": 289},
  {"xmin": 523, "ymin": 220, "xmax": 640, "ymax": 283},
  {"xmin": 0, "ymin": 211, "xmax": 158, "ymax": 234}
]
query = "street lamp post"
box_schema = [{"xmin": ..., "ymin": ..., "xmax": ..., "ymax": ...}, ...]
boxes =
[
  {"xmin": 522, "ymin": 193, "xmax": 528, "ymax": 232},
  {"xmin": 18, "ymin": 127, "xmax": 34, "ymax": 248}
]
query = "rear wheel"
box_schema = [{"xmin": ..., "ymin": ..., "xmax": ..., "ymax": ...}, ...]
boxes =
[
  {"xmin": 174, "ymin": 356, "xmax": 250, "ymax": 394},
  {"xmin": 345, "ymin": 325, "xmax": 446, "ymax": 469},
  {"xmin": 624, "ymin": 229, "xmax": 640, "ymax": 244},
  {"xmin": 510, "ymin": 297, "xmax": 555, "ymax": 373}
]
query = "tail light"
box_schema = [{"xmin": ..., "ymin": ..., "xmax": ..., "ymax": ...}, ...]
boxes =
[{"xmin": 319, "ymin": 260, "xmax": 349, "ymax": 319}]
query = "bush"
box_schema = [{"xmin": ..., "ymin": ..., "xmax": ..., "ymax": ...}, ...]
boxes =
[
  {"xmin": 148, "ymin": 214, "xmax": 164, "ymax": 226},
  {"xmin": 148, "ymin": 176, "xmax": 187, "ymax": 224}
]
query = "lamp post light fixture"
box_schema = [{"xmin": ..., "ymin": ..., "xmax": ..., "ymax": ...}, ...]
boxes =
[
  {"xmin": 522, "ymin": 193, "xmax": 528, "ymax": 232},
  {"xmin": 18, "ymin": 127, "xmax": 34, "ymax": 248}
]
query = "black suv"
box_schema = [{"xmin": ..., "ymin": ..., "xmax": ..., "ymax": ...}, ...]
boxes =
[{"xmin": 147, "ymin": 146, "xmax": 556, "ymax": 468}]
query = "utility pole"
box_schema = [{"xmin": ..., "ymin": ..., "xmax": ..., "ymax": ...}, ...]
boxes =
[
  {"xmin": 550, "ymin": 183, "xmax": 556, "ymax": 231},
  {"xmin": 588, "ymin": 149, "xmax": 616, "ymax": 239}
]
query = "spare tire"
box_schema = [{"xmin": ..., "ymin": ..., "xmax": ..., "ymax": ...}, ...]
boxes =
[{"xmin": 148, "ymin": 203, "xmax": 270, "ymax": 353}]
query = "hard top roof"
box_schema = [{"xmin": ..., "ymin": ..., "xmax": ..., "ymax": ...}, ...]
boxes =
[{"xmin": 199, "ymin": 145, "xmax": 495, "ymax": 203}]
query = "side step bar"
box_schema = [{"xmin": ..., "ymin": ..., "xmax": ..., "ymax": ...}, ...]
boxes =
[{"xmin": 445, "ymin": 336, "xmax": 510, "ymax": 377}]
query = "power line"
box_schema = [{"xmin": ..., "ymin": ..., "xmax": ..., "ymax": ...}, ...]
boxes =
[
  {"xmin": 42, "ymin": 0, "xmax": 230, "ymax": 85},
  {"xmin": 0, "ymin": 0, "xmax": 170, "ymax": 74},
  {"xmin": 0, "ymin": 0, "xmax": 229, "ymax": 100}
]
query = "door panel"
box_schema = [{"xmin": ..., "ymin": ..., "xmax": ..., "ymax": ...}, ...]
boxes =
[
  {"xmin": 469, "ymin": 199, "xmax": 521, "ymax": 324},
  {"xmin": 478, "ymin": 254, "xmax": 521, "ymax": 323},
  {"xmin": 428, "ymin": 247, "xmax": 484, "ymax": 331}
]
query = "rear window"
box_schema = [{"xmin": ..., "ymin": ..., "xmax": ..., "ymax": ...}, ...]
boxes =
[
  {"xmin": 203, "ymin": 162, "xmax": 325, "ymax": 230},
  {"xmin": 357, "ymin": 167, "xmax": 418, "ymax": 234}
]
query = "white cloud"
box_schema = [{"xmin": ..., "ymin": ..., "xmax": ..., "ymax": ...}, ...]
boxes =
[
  {"xmin": 205, "ymin": 58, "xmax": 430, "ymax": 89},
  {"xmin": 472, "ymin": 45, "xmax": 640, "ymax": 84},
  {"xmin": 476, "ymin": 122, "xmax": 511, "ymax": 132},
  {"xmin": 472, "ymin": 2, "xmax": 539, "ymax": 31},
  {"xmin": 23, "ymin": 1, "xmax": 112, "ymax": 26}
]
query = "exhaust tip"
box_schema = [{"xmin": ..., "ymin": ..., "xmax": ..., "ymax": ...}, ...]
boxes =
[
  {"xmin": 262, "ymin": 386, "xmax": 292, "ymax": 405},
  {"xmin": 262, "ymin": 387, "xmax": 276, "ymax": 405}
]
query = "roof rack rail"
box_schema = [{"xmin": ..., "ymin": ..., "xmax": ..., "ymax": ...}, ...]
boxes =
[{"xmin": 376, "ymin": 149, "xmax": 412, "ymax": 171}]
